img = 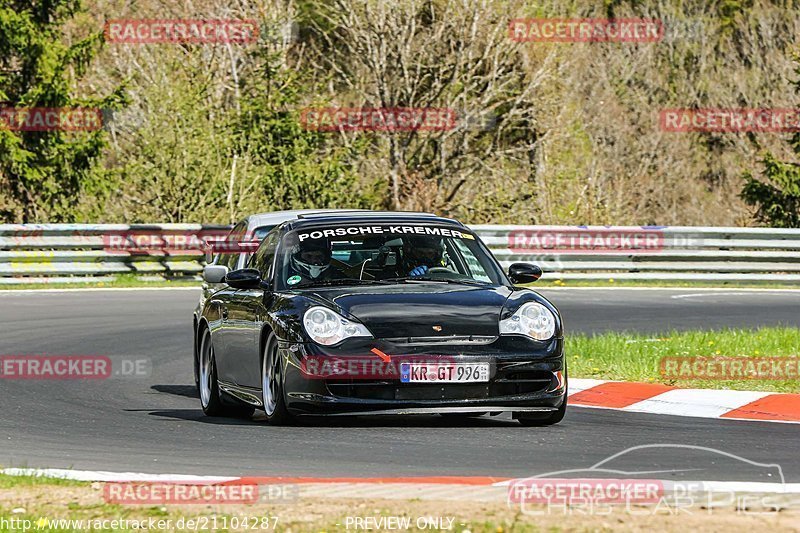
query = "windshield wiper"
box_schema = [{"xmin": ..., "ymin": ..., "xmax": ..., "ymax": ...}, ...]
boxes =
[
  {"xmin": 295, "ymin": 278, "xmax": 392, "ymax": 288},
  {"xmin": 384, "ymin": 276, "xmax": 491, "ymax": 287}
]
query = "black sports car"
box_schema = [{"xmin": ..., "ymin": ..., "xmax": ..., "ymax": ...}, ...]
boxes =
[{"xmin": 195, "ymin": 211, "xmax": 566, "ymax": 425}]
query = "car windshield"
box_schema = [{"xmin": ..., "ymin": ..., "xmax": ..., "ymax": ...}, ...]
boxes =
[{"xmin": 275, "ymin": 224, "xmax": 505, "ymax": 290}]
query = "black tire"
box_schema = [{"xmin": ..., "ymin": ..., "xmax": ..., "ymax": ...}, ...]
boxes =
[
  {"xmin": 516, "ymin": 399, "xmax": 567, "ymax": 426},
  {"xmin": 261, "ymin": 334, "xmax": 294, "ymax": 426},
  {"xmin": 198, "ymin": 328, "xmax": 255, "ymax": 419}
]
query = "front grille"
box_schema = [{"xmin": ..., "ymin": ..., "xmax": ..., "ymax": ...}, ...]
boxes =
[{"xmin": 383, "ymin": 335, "xmax": 498, "ymax": 346}]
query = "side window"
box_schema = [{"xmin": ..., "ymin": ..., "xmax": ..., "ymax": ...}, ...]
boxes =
[
  {"xmin": 243, "ymin": 224, "xmax": 275, "ymax": 268},
  {"xmin": 253, "ymin": 232, "xmax": 279, "ymax": 280},
  {"xmin": 218, "ymin": 251, "xmax": 237, "ymax": 270},
  {"xmin": 217, "ymin": 221, "xmax": 247, "ymax": 270}
]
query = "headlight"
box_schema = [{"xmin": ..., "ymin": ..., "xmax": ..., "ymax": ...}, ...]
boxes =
[
  {"xmin": 499, "ymin": 302, "xmax": 556, "ymax": 340},
  {"xmin": 302, "ymin": 306, "xmax": 372, "ymax": 345}
]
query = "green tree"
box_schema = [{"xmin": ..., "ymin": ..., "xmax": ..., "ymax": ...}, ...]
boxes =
[
  {"xmin": 97, "ymin": 41, "xmax": 375, "ymax": 224},
  {"xmin": 741, "ymin": 152, "xmax": 800, "ymax": 228},
  {"xmin": 739, "ymin": 56, "xmax": 800, "ymax": 228},
  {"xmin": 234, "ymin": 47, "xmax": 376, "ymax": 219},
  {"xmin": 0, "ymin": 0, "xmax": 122, "ymax": 222}
]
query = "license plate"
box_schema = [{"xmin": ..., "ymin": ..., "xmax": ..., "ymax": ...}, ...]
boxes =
[{"xmin": 400, "ymin": 363, "xmax": 490, "ymax": 383}]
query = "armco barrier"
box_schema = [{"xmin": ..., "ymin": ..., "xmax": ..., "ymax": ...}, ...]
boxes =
[
  {"xmin": 1, "ymin": 224, "xmax": 800, "ymax": 284},
  {"xmin": 472, "ymin": 225, "xmax": 800, "ymax": 282},
  {"xmin": 0, "ymin": 224, "xmax": 230, "ymax": 284}
]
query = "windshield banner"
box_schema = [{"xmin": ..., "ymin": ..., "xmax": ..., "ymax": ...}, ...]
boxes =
[{"xmin": 297, "ymin": 225, "xmax": 475, "ymax": 242}]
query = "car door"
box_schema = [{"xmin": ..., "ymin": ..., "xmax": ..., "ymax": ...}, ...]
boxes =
[
  {"xmin": 224, "ymin": 230, "xmax": 279, "ymax": 388},
  {"xmin": 207, "ymin": 220, "xmax": 250, "ymax": 382},
  {"xmin": 207, "ymin": 282, "xmax": 238, "ymax": 386}
]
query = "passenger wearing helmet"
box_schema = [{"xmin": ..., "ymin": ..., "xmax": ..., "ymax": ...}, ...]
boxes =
[
  {"xmin": 402, "ymin": 235, "xmax": 447, "ymax": 277},
  {"xmin": 290, "ymin": 238, "xmax": 343, "ymax": 282}
]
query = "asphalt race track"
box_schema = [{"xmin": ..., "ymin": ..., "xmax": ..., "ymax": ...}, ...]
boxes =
[{"xmin": 0, "ymin": 288, "xmax": 798, "ymax": 482}]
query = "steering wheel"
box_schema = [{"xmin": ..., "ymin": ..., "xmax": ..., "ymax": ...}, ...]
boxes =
[{"xmin": 427, "ymin": 267, "xmax": 452, "ymax": 274}]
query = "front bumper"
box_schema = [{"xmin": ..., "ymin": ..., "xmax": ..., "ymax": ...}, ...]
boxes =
[{"xmin": 280, "ymin": 336, "xmax": 566, "ymax": 416}]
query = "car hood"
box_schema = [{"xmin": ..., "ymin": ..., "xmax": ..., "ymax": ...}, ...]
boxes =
[{"xmin": 305, "ymin": 283, "xmax": 512, "ymax": 339}]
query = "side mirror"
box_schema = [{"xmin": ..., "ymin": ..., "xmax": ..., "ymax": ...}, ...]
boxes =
[
  {"xmin": 508, "ymin": 263, "xmax": 543, "ymax": 284},
  {"xmin": 203, "ymin": 264, "xmax": 228, "ymax": 284},
  {"xmin": 225, "ymin": 268, "xmax": 262, "ymax": 290}
]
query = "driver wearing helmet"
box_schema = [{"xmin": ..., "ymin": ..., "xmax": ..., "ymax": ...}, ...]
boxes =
[
  {"xmin": 402, "ymin": 235, "xmax": 447, "ymax": 277},
  {"xmin": 290, "ymin": 237, "xmax": 343, "ymax": 282}
]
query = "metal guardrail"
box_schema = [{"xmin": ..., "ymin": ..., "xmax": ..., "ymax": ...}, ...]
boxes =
[
  {"xmin": 0, "ymin": 224, "xmax": 229, "ymax": 284},
  {"xmin": 472, "ymin": 225, "xmax": 800, "ymax": 282},
  {"xmin": 1, "ymin": 224, "xmax": 800, "ymax": 284}
]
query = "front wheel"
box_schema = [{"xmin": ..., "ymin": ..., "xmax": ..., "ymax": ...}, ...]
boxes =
[
  {"xmin": 515, "ymin": 400, "xmax": 567, "ymax": 426},
  {"xmin": 262, "ymin": 334, "xmax": 294, "ymax": 425}
]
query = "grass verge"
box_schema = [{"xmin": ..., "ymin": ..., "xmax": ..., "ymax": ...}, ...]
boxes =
[
  {"xmin": 568, "ymin": 326, "xmax": 800, "ymax": 392},
  {"xmin": 1, "ymin": 474, "xmax": 797, "ymax": 532},
  {"xmin": 0, "ymin": 274, "xmax": 199, "ymax": 291},
  {"xmin": 0, "ymin": 475, "xmax": 85, "ymax": 490}
]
